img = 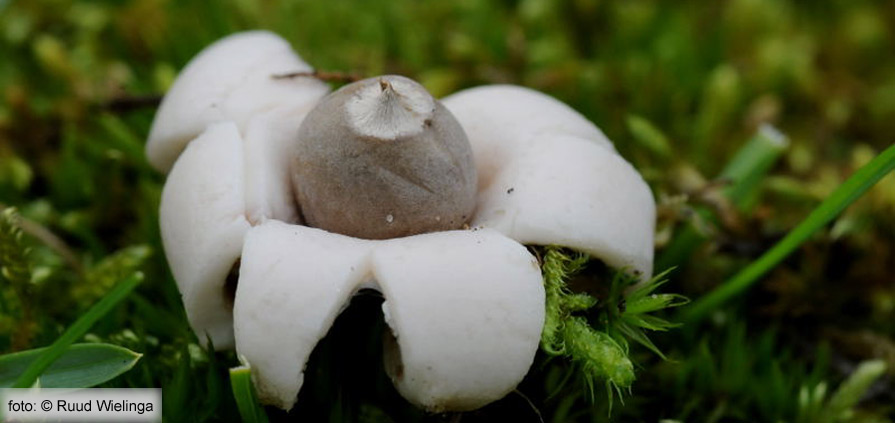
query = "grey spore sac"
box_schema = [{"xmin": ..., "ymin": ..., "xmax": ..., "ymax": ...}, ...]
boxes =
[{"xmin": 292, "ymin": 75, "xmax": 478, "ymax": 239}]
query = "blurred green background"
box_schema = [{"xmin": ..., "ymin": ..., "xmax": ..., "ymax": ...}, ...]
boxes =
[{"xmin": 1, "ymin": 0, "xmax": 894, "ymax": 421}]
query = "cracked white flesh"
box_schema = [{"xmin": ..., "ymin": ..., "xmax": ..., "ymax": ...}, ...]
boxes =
[
  {"xmin": 243, "ymin": 104, "xmax": 314, "ymax": 225},
  {"xmin": 146, "ymin": 30, "xmax": 329, "ymax": 173},
  {"xmin": 160, "ymin": 108, "xmax": 309, "ymax": 348},
  {"xmin": 159, "ymin": 122, "xmax": 250, "ymax": 349},
  {"xmin": 233, "ymin": 221, "xmax": 544, "ymax": 411},
  {"xmin": 443, "ymin": 85, "xmax": 656, "ymax": 278}
]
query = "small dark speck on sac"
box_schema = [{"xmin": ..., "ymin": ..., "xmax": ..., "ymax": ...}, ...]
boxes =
[{"xmin": 507, "ymin": 187, "xmax": 514, "ymax": 194}]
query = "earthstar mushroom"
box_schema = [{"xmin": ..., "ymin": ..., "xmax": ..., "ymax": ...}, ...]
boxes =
[{"xmin": 150, "ymin": 31, "xmax": 655, "ymax": 413}]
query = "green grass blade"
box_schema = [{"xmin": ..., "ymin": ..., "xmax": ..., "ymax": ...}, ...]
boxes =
[
  {"xmin": 97, "ymin": 113, "xmax": 151, "ymax": 167},
  {"xmin": 11, "ymin": 272, "xmax": 144, "ymax": 388},
  {"xmin": 681, "ymin": 143, "xmax": 895, "ymax": 323},
  {"xmin": 230, "ymin": 364, "xmax": 269, "ymax": 423},
  {"xmin": 824, "ymin": 360, "xmax": 886, "ymax": 419},
  {"xmin": 626, "ymin": 114, "xmax": 672, "ymax": 160},
  {"xmin": 655, "ymin": 126, "xmax": 788, "ymax": 271},
  {"xmin": 0, "ymin": 343, "xmax": 141, "ymax": 388},
  {"xmin": 720, "ymin": 125, "xmax": 789, "ymax": 211}
]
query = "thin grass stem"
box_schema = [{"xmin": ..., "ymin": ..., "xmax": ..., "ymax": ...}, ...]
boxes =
[
  {"xmin": 681, "ymin": 143, "xmax": 895, "ymax": 323},
  {"xmin": 230, "ymin": 365, "xmax": 269, "ymax": 423}
]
